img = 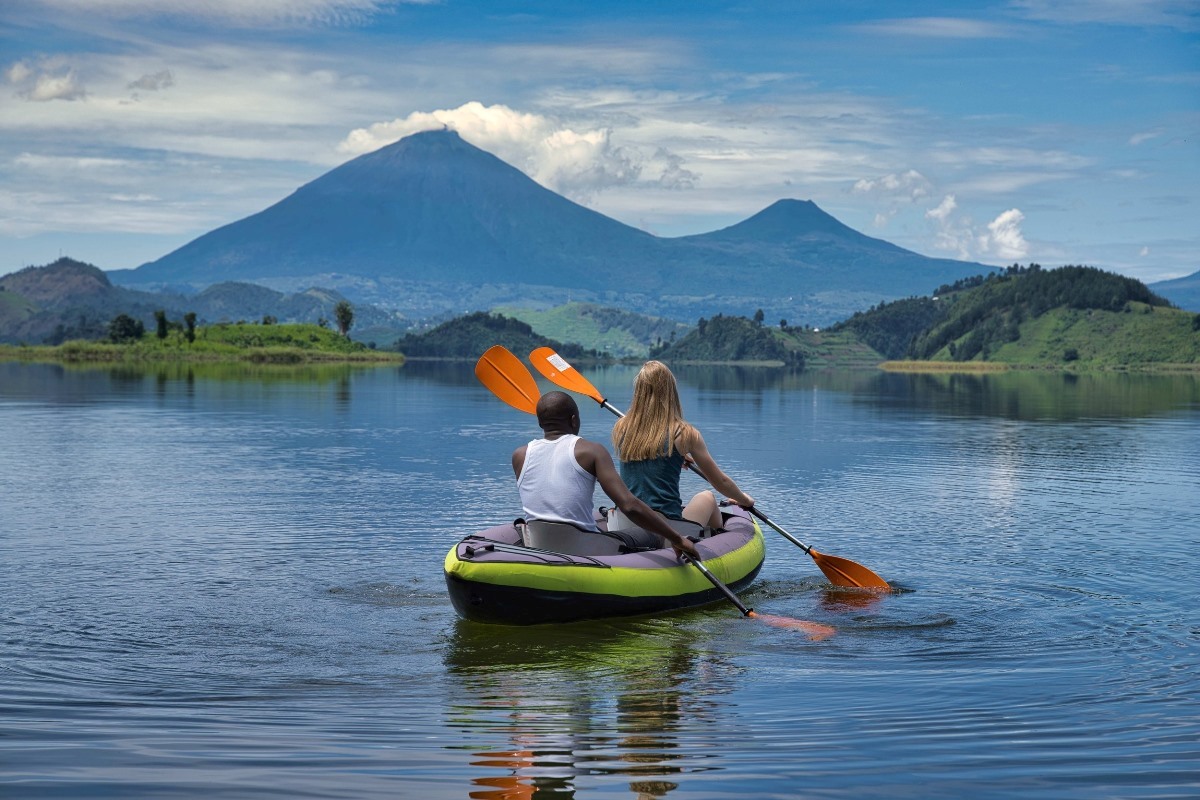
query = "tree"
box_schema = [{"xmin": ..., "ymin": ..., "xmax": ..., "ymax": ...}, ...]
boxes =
[
  {"xmin": 184, "ymin": 312, "xmax": 197, "ymax": 343},
  {"xmin": 108, "ymin": 313, "xmax": 145, "ymax": 343},
  {"xmin": 753, "ymin": 308, "xmax": 765, "ymax": 325},
  {"xmin": 334, "ymin": 301, "xmax": 354, "ymax": 336},
  {"xmin": 262, "ymin": 315, "xmax": 277, "ymax": 325},
  {"xmin": 154, "ymin": 310, "xmax": 168, "ymax": 340}
]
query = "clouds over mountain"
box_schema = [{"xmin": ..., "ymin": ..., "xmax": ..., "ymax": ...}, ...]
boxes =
[{"xmin": 338, "ymin": 102, "xmax": 692, "ymax": 201}]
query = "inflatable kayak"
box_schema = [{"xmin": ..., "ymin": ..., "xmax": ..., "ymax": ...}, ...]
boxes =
[{"xmin": 444, "ymin": 505, "xmax": 765, "ymax": 625}]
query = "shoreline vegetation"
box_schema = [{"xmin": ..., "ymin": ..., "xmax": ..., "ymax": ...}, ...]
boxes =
[{"xmin": 0, "ymin": 322, "xmax": 404, "ymax": 366}]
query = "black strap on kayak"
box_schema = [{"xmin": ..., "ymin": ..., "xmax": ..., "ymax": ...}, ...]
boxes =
[{"xmin": 458, "ymin": 535, "xmax": 612, "ymax": 568}]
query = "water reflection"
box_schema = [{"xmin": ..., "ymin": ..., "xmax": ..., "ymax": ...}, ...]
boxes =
[
  {"xmin": 402, "ymin": 359, "xmax": 486, "ymax": 387},
  {"xmin": 861, "ymin": 370, "xmax": 1200, "ymax": 421},
  {"xmin": 444, "ymin": 618, "xmax": 730, "ymax": 798}
]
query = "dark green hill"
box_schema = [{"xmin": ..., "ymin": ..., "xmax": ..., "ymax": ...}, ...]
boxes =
[
  {"xmin": 649, "ymin": 313, "xmax": 803, "ymax": 366},
  {"xmin": 394, "ymin": 311, "xmax": 595, "ymax": 359},
  {"xmin": 910, "ymin": 264, "xmax": 1171, "ymax": 361},
  {"xmin": 835, "ymin": 264, "xmax": 1198, "ymax": 366}
]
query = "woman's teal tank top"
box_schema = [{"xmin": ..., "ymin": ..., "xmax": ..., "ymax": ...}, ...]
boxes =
[{"xmin": 619, "ymin": 430, "xmax": 686, "ymax": 520}]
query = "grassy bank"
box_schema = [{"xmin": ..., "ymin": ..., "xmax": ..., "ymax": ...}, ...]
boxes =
[
  {"xmin": 0, "ymin": 322, "xmax": 405, "ymax": 365},
  {"xmin": 880, "ymin": 361, "xmax": 1010, "ymax": 373}
]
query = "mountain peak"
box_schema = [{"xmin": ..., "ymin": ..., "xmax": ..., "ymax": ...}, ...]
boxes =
[
  {"xmin": 700, "ymin": 198, "xmax": 876, "ymax": 243},
  {"xmin": 0, "ymin": 257, "xmax": 115, "ymax": 308}
]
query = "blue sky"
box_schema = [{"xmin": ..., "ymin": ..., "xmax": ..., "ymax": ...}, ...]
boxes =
[{"xmin": 2, "ymin": 0, "xmax": 1197, "ymax": 283}]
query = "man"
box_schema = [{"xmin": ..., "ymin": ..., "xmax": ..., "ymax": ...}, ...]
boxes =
[{"xmin": 512, "ymin": 391, "xmax": 701, "ymax": 560}]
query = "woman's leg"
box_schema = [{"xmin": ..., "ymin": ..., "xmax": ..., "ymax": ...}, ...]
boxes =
[{"xmin": 682, "ymin": 490, "xmax": 720, "ymax": 529}]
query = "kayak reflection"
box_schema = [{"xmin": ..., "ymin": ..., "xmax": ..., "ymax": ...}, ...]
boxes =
[{"xmin": 445, "ymin": 617, "xmax": 736, "ymax": 798}]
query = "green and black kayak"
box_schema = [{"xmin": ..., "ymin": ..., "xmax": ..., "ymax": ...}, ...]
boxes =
[{"xmin": 444, "ymin": 506, "xmax": 765, "ymax": 625}]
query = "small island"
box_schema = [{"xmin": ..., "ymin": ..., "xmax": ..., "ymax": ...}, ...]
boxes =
[{"xmin": 0, "ymin": 319, "xmax": 404, "ymax": 366}]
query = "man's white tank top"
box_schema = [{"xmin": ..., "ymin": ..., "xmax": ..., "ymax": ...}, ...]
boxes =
[{"xmin": 517, "ymin": 434, "xmax": 599, "ymax": 531}]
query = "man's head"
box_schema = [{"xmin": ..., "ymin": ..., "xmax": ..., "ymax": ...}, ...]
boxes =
[{"xmin": 536, "ymin": 391, "xmax": 581, "ymax": 435}]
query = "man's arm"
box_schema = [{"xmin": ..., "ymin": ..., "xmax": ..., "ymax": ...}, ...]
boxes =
[
  {"xmin": 511, "ymin": 445, "xmax": 527, "ymax": 480},
  {"xmin": 576, "ymin": 439, "xmax": 700, "ymax": 559}
]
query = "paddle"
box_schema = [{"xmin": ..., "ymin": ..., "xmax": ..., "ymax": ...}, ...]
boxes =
[
  {"xmin": 528, "ymin": 346, "xmax": 891, "ymax": 590},
  {"xmin": 474, "ymin": 347, "xmax": 835, "ymax": 638},
  {"xmin": 476, "ymin": 345, "xmax": 540, "ymax": 414}
]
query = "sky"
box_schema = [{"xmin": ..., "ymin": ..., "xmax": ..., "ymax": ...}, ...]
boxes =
[{"xmin": 1, "ymin": 0, "xmax": 1197, "ymax": 284}]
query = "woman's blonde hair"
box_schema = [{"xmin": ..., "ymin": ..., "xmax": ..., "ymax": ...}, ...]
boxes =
[{"xmin": 612, "ymin": 361, "xmax": 696, "ymax": 461}]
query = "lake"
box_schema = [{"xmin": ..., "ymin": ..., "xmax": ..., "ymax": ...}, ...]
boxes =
[{"xmin": 2, "ymin": 360, "xmax": 1198, "ymax": 798}]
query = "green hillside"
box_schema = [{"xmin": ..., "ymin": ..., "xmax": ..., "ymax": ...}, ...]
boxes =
[
  {"xmin": 987, "ymin": 304, "xmax": 1200, "ymax": 367},
  {"xmin": 839, "ymin": 264, "xmax": 1200, "ymax": 368},
  {"xmin": 493, "ymin": 302, "xmax": 690, "ymax": 358},
  {"xmin": 786, "ymin": 328, "xmax": 885, "ymax": 369},
  {"xmin": 394, "ymin": 311, "xmax": 596, "ymax": 359},
  {"xmin": 650, "ymin": 313, "xmax": 803, "ymax": 366}
]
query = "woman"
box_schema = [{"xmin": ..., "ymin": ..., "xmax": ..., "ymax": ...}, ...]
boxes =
[{"xmin": 611, "ymin": 360, "xmax": 754, "ymax": 532}]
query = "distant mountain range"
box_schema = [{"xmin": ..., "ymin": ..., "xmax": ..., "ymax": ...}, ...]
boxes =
[
  {"xmin": 1149, "ymin": 271, "xmax": 1200, "ymax": 312},
  {"xmin": 111, "ymin": 129, "xmax": 994, "ymax": 326}
]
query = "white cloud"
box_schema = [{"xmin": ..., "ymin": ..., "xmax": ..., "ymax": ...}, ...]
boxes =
[
  {"xmin": 6, "ymin": 61, "xmax": 34, "ymax": 84},
  {"xmin": 923, "ymin": 196, "xmax": 1030, "ymax": 261},
  {"xmin": 340, "ymin": 102, "xmax": 662, "ymax": 199},
  {"xmin": 14, "ymin": 153, "xmax": 130, "ymax": 171},
  {"xmin": 15, "ymin": 0, "xmax": 428, "ymax": 27},
  {"xmin": 857, "ymin": 17, "xmax": 1017, "ymax": 38},
  {"xmin": 1129, "ymin": 131, "xmax": 1161, "ymax": 145},
  {"xmin": 925, "ymin": 195, "xmax": 974, "ymax": 259},
  {"xmin": 925, "ymin": 194, "xmax": 958, "ymax": 222},
  {"xmin": 1009, "ymin": 0, "xmax": 1199, "ymax": 31},
  {"xmin": 853, "ymin": 169, "xmax": 931, "ymax": 201},
  {"xmin": 6, "ymin": 60, "xmax": 87, "ymax": 102},
  {"xmin": 978, "ymin": 208, "xmax": 1029, "ymax": 259},
  {"xmin": 23, "ymin": 70, "xmax": 86, "ymax": 102}
]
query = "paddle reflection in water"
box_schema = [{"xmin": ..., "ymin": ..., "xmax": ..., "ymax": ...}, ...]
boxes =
[{"xmin": 445, "ymin": 618, "xmax": 734, "ymax": 798}]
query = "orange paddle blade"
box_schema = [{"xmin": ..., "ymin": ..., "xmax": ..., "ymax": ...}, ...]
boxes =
[
  {"xmin": 529, "ymin": 347, "xmax": 604, "ymax": 404},
  {"xmin": 810, "ymin": 549, "xmax": 890, "ymax": 589},
  {"xmin": 475, "ymin": 346, "xmax": 539, "ymax": 415},
  {"xmin": 748, "ymin": 611, "xmax": 836, "ymax": 641}
]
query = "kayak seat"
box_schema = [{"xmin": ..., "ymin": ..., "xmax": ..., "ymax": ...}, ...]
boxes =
[
  {"xmin": 521, "ymin": 519, "xmax": 644, "ymax": 556},
  {"xmin": 607, "ymin": 507, "xmax": 718, "ymax": 539}
]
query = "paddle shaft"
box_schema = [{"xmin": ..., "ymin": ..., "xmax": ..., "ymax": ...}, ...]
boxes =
[
  {"xmin": 746, "ymin": 507, "xmax": 813, "ymax": 555},
  {"xmin": 683, "ymin": 555, "xmax": 753, "ymax": 617}
]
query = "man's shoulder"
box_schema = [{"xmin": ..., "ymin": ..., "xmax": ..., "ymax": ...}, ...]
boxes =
[{"xmin": 573, "ymin": 436, "xmax": 613, "ymax": 465}]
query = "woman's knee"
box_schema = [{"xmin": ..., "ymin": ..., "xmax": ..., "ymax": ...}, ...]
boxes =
[{"xmin": 683, "ymin": 491, "xmax": 718, "ymax": 527}]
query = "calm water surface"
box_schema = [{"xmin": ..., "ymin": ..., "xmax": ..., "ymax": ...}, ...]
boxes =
[{"xmin": 2, "ymin": 361, "xmax": 1198, "ymax": 798}]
